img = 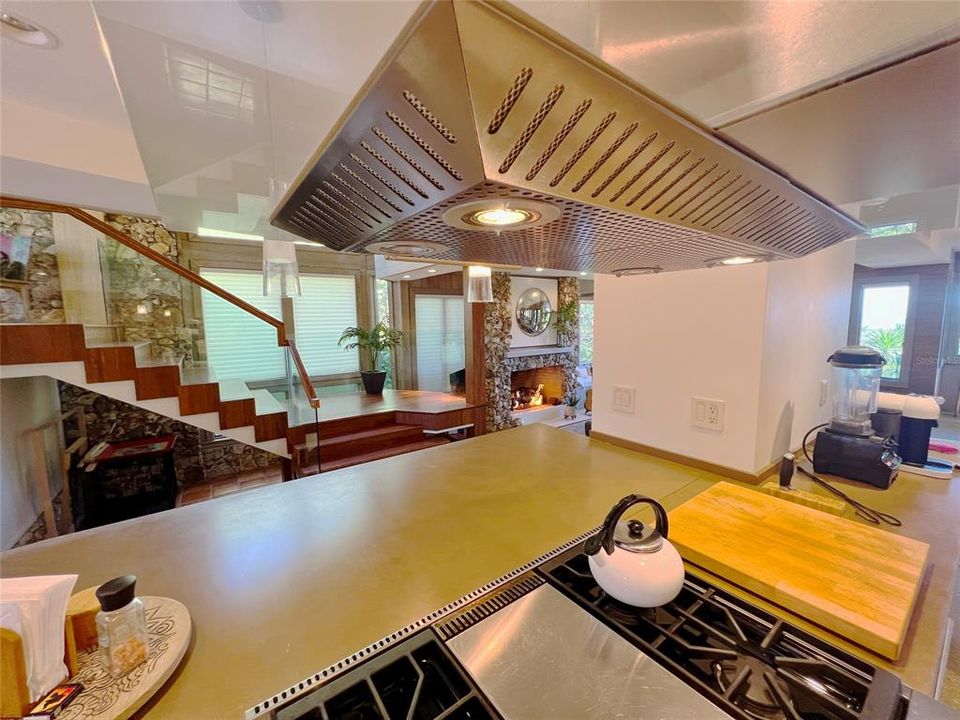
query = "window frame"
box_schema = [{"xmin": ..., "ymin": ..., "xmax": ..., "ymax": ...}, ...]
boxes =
[{"xmin": 848, "ymin": 274, "xmax": 919, "ymax": 389}]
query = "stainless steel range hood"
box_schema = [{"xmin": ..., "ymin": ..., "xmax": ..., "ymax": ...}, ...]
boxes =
[{"xmin": 271, "ymin": 0, "xmax": 864, "ymax": 274}]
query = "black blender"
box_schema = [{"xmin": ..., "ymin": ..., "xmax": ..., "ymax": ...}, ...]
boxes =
[{"xmin": 812, "ymin": 346, "xmax": 901, "ymax": 488}]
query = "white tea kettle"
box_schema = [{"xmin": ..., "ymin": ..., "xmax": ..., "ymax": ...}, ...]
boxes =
[{"xmin": 584, "ymin": 494, "xmax": 684, "ymax": 607}]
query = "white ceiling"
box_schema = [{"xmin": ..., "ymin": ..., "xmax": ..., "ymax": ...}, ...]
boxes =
[{"xmin": 1, "ymin": 0, "xmax": 958, "ymax": 249}]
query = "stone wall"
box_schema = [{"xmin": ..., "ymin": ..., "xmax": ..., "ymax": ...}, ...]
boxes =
[
  {"xmin": 484, "ymin": 273, "xmax": 517, "ymax": 431},
  {"xmin": 59, "ymin": 381, "xmax": 206, "ymax": 486},
  {"xmin": 200, "ymin": 439, "xmax": 280, "ymax": 478},
  {"xmin": 58, "ymin": 382, "xmax": 280, "ymax": 486},
  {"xmin": 556, "ymin": 277, "xmax": 581, "ymax": 400},
  {"xmin": 484, "ymin": 274, "xmax": 582, "ymax": 430},
  {"xmin": 0, "ymin": 208, "xmax": 63, "ymax": 322},
  {"xmin": 101, "ymin": 214, "xmax": 194, "ymax": 361}
]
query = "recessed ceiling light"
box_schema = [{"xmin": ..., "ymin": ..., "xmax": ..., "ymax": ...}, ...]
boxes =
[
  {"xmin": 427, "ymin": 268, "xmax": 437, "ymax": 273},
  {"xmin": 402, "ymin": 274, "xmax": 411, "ymax": 279},
  {"xmin": 0, "ymin": 12, "xmax": 57, "ymax": 48},
  {"xmin": 442, "ymin": 199, "xmax": 561, "ymax": 232},
  {"xmin": 535, "ymin": 267, "xmax": 544, "ymax": 272},
  {"xmin": 705, "ymin": 255, "xmax": 769, "ymax": 267},
  {"xmin": 613, "ymin": 266, "xmax": 662, "ymax": 277},
  {"xmin": 579, "ymin": 271, "xmax": 587, "ymax": 276}
]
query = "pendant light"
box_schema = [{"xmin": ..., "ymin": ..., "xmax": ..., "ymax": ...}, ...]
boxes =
[
  {"xmin": 262, "ymin": 237, "xmax": 301, "ymax": 297},
  {"xmin": 467, "ymin": 265, "xmax": 493, "ymax": 303}
]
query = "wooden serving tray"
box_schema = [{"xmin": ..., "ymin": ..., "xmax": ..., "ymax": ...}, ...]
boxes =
[
  {"xmin": 668, "ymin": 482, "xmax": 929, "ymax": 660},
  {"xmin": 60, "ymin": 597, "xmax": 191, "ymax": 720}
]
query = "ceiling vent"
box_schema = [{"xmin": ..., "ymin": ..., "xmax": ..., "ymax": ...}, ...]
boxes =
[{"xmin": 272, "ymin": 0, "xmax": 863, "ymax": 274}]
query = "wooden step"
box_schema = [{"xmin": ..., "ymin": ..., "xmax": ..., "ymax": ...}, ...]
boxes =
[
  {"xmin": 305, "ymin": 424, "xmax": 427, "ymax": 462},
  {"xmin": 1, "ymin": 324, "xmax": 86, "ymax": 365},
  {"xmin": 319, "ymin": 437, "xmax": 449, "ymax": 473}
]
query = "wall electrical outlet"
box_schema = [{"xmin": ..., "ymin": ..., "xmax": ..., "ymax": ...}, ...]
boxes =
[
  {"xmin": 612, "ymin": 386, "xmax": 636, "ymax": 414},
  {"xmin": 692, "ymin": 397, "xmax": 725, "ymax": 431}
]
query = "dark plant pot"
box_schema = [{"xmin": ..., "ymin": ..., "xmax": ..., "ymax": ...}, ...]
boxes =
[{"xmin": 361, "ymin": 370, "xmax": 387, "ymax": 395}]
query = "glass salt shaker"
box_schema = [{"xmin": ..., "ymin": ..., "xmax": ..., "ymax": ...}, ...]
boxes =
[{"xmin": 95, "ymin": 575, "xmax": 150, "ymax": 677}]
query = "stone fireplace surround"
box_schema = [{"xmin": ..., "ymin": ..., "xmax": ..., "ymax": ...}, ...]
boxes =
[{"xmin": 484, "ymin": 273, "xmax": 580, "ymax": 431}]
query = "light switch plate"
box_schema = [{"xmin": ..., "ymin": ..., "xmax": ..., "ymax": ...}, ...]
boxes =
[
  {"xmin": 612, "ymin": 386, "xmax": 636, "ymax": 414},
  {"xmin": 692, "ymin": 397, "xmax": 724, "ymax": 431}
]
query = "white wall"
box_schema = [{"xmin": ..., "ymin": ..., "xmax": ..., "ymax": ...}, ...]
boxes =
[
  {"xmin": 592, "ymin": 264, "xmax": 768, "ymax": 471},
  {"xmin": 0, "ymin": 377, "xmax": 64, "ymax": 549},
  {"xmin": 510, "ymin": 276, "xmax": 558, "ymax": 348},
  {"xmin": 754, "ymin": 241, "xmax": 856, "ymax": 468}
]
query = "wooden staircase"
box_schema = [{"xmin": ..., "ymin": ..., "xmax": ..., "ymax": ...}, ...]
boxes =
[
  {"xmin": 0, "ymin": 323, "xmax": 289, "ymax": 447},
  {"xmin": 293, "ymin": 412, "xmax": 449, "ymax": 474}
]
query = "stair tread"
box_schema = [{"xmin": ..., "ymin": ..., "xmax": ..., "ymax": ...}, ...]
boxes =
[
  {"xmin": 180, "ymin": 366, "xmax": 218, "ymax": 386},
  {"xmin": 296, "ymin": 424, "xmax": 423, "ymax": 451},
  {"xmin": 136, "ymin": 354, "xmax": 184, "ymax": 369},
  {"xmin": 86, "ymin": 340, "xmax": 152, "ymax": 349},
  {"xmin": 218, "ymin": 379, "xmax": 256, "ymax": 402},
  {"xmin": 319, "ymin": 437, "xmax": 449, "ymax": 472},
  {"xmin": 251, "ymin": 388, "xmax": 286, "ymax": 416}
]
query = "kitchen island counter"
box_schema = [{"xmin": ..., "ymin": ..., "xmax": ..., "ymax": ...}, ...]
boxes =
[{"xmin": 2, "ymin": 424, "xmax": 958, "ymax": 717}]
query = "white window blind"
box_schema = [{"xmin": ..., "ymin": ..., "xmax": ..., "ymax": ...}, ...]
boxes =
[
  {"xmin": 293, "ymin": 275, "xmax": 360, "ymax": 375},
  {"xmin": 415, "ymin": 295, "xmax": 464, "ymax": 392},
  {"xmin": 199, "ymin": 268, "xmax": 286, "ymax": 381}
]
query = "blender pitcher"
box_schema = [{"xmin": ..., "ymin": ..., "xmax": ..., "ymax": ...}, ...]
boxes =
[{"xmin": 828, "ymin": 346, "xmax": 884, "ymax": 436}]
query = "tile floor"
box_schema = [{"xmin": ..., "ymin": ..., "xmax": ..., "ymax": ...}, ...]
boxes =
[{"xmin": 176, "ymin": 468, "xmax": 283, "ymax": 506}]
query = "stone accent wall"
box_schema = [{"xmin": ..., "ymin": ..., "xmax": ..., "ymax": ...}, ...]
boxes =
[
  {"xmin": 58, "ymin": 382, "xmax": 281, "ymax": 486},
  {"xmin": 200, "ymin": 439, "xmax": 280, "ymax": 478},
  {"xmin": 484, "ymin": 273, "xmax": 517, "ymax": 431},
  {"xmin": 556, "ymin": 276, "xmax": 581, "ymax": 400},
  {"xmin": 0, "ymin": 208, "xmax": 63, "ymax": 322},
  {"xmin": 59, "ymin": 381, "xmax": 206, "ymax": 486},
  {"xmin": 483, "ymin": 274, "xmax": 582, "ymax": 430},
  {"xmin": 101, "ymin": 214, "xmax": 194, "ymax": 361}
]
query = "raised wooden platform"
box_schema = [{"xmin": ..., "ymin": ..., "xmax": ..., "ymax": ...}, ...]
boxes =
[{"xmin": 286, "ymin": 390, "xmax": 485, "ymax": 476}]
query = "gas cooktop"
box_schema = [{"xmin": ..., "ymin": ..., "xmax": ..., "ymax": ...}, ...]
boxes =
[
  {"xmin": 250, "ymin": 541, "xmax": 953, "ymax": 720},
  {"xmin": 539, "ymin": 547, "xmax": 905, "ymax": 720}
]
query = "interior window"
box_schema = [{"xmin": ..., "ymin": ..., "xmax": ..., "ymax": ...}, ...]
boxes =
[
  {"xmin": 199, "ymin": 268, "xmax": 286, "ymax": 381},
  {"xmin": 198, "ymin": 268, "xmax": 360, "ymax": 383},
  {"xmin": 857, "ymin": 283, "xmax": 911, "ymax": 381},
  {"xmin": 292, "ymin": 274, "xmax": 360, "ymax": 376},
  {"xmin": 415, "ymin": 295, "xmax": 464, "ymax": 392}
]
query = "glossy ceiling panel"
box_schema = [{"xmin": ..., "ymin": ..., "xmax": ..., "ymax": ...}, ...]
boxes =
[
  {"xmin": 515, "ymin": 0, "xmax": 960, "ymax": 125},
  {"xmin": 87, "ymin": 0, "xmax": 958, "ymax": 251}
]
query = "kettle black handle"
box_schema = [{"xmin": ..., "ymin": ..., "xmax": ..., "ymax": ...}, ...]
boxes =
[{"xmin": 584, "ymin": 494, "xmax": 669, "ymax": 556}]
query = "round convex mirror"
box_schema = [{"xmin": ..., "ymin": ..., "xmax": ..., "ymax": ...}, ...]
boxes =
[{"xmin": 515, "ymin": 287, "xmax": 552, "ymax": 336}]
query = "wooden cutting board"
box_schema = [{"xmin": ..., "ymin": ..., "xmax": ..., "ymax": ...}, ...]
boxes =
[{"xmin": 668, "ymin": 482, "xmax": 929, "ymax": 660}]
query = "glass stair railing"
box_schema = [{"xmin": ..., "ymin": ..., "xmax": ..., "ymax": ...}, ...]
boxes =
[{"xmin": 0, "ymin": 196, "xmax": 320, "ymax": 437}]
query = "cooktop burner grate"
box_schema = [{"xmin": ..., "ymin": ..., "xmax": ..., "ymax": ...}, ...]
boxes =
[
  {"xmin": 275, "ymin": 629, "xmax": 501, "ymax": 720},
  {"xmin": 539, "ymin": 547, "xmax": 906, "ymax": 720}
]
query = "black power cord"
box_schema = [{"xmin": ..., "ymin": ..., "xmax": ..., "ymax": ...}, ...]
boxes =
[{"xmin": 798, "ymin": 423, "xmax": 902, "ymax": 527}]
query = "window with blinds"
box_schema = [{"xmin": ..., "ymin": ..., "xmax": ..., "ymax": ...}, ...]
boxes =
[
  {"xmin": 293, "ymin": 275, "xmax": 360, "ymax": 375},
  {"xmin": 199, "ymin": 268, "xmax": 286, "ymax": 381},
  {"xmin": 415, "ymin": 295, "xmax": 464, "ymax": 392},
  {"xmin": 198, "ymin": 268, "xmax": 360, "ymax": 382}
]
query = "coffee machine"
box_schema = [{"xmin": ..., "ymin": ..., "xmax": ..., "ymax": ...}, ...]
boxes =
[{"xmin": 812, "ymin": 346, "xmax": 901, "ymax": 488}]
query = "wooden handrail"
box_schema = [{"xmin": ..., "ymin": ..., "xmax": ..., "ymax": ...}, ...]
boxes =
[
  {"xmin": 0, "ymin": 195, "xmax": 320, "ymax": 406},
  {"xmin": 287, "ymin": 341, "xmax": 321, "ymax": 409}
]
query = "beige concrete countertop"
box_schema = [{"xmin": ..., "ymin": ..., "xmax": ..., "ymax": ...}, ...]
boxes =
[
  {"xmin": 2, "ymin": 425, "xmax": 957, "ymax": 717},
  {"xmin": 0, "ymin": 425, "xmax": 714, "ymax": 719}
]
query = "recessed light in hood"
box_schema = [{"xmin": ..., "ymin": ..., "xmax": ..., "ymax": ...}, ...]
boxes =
[
  {"xmin": 365, "ymin": 239, "xmax": 449, "ymax": 256},
  {"xmin": 272, "ymin": 0, "xmax": 863, "ymax": 275}
]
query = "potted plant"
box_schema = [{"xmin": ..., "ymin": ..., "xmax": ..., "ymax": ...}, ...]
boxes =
[
  {"xmin": 552, "ymin": 300, "xmax": 578, "ymax": 347},
  {"xmin": 563, "ymin": 393, "xmax": 580, "ymax": 419},
  {"xmin": 338, "ymin": 320, "xmax": 404, "ymax": 395}
]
